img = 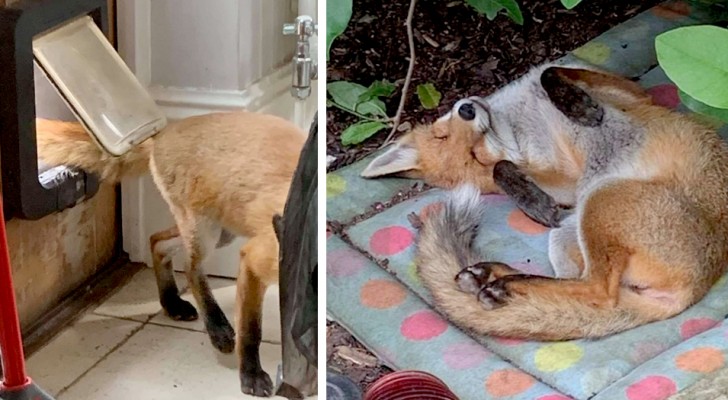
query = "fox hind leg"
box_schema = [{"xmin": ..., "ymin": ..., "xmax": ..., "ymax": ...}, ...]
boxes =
[
  {"xmin": 236, "ymin": 234, "xmax": 277, "ymax": 396},
  {"xmin": 150, "ymin": 226, "xmax": 198, "ymax": 321},
  {"xmin": 176, "ymin": 213, "xmax": 235, "ymax": 354}
]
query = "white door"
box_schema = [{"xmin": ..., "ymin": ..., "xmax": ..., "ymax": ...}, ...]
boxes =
[{"xmin": 117, "ymin": 0, "xmax": 318, "ymax": 277}]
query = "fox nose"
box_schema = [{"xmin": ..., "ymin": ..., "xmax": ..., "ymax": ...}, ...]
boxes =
[{"xmin": 458, "ymin": 103, "xmax": 476, "ymax": 121}]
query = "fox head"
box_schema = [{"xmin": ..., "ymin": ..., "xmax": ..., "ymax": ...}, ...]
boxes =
[
  {"xmin": 362, "ymin": 65, "xmax": 652, "ymax": 192},
  {"xmin": 360, "ymin": 112, "xmax": 502, "ymax": 193}
]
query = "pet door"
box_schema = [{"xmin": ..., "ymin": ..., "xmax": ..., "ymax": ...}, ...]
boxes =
[{"xmin": 33, "ymin": 15, "xmax": 167, "ymax": 156}]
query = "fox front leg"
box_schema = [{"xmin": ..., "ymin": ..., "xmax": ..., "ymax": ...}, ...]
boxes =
[{"xmin": 493, "ymin": 160, "xmax": 571, "ymax": 228}]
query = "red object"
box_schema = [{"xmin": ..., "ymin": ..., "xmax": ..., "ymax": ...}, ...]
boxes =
[
  {"xmin": 0, "ymin": 195, "xmax": 31, "ymax": 391},
  {"xmin": 364, "ymin": 370, "xmax": 459, "ymax": 400}
]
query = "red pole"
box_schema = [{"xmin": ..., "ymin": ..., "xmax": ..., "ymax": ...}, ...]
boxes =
[{"xmin": 0, "ymin": 195, "xmax": 30, "ymax": 390}]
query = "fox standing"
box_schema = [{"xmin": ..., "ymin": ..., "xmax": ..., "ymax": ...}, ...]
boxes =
[
  {"xmin": 36, "ymin": 112, "xmax": 307, "ymax": 396},
  {"xmin": 364, "ymin": 64, "xmax": 728, "ymax": 339}
]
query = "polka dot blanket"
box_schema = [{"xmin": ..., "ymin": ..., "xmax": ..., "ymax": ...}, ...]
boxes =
[{"xmin": 327, "ymin": 2, "xmax": 728, "ymax": 399}]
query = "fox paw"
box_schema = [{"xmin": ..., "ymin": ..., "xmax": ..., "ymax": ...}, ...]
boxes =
[
  {"xmin": 240, "ymin": 369, "xmax": 273, "ymax": 397},
  {"xmin": 162, "ymin": 297, "xmax": 198, "ymax": 321},
  {"xmin": 205, "ymin": 308, "xmax": 236, "ymax": 354},
  {"xmin": 477, "ymin": 279, "xmax": 510, "ymax": 310},
  {"xmin": 455, "ymin": 263, "xmax": 492, "ymax": 294}
]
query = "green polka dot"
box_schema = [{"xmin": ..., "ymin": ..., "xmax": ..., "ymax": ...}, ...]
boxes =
[
  {"xmin": 407, "ymin": 262, "xmax": 420, "ymax": 285},
  {"xmin": 327, "ymin": 174, "xmax": 347, "ymax": 198},
  {"xmin": 573, "ymin": 42, "xmax": 611, "ymax": 65},
  {"xmin": 534, "ymin": 342, "xmax": 584, "ymax": 372}
]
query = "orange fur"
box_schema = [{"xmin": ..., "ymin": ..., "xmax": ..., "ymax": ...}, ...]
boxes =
[
  {"xmin": 36, "ymin": 112, "xmax": 311, "ymax": 396},
  {"xmin": 412, "ymin": 66, "xmax": 728, "ymax": 340}
]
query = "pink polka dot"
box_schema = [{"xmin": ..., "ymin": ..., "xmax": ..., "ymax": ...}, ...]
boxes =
[
  {"xmin": 370, "ymin": 226, "xmax": 414, "ymax": 256},
  {"xmin": 443, "ymin": 342, "xmax": 489, "ymax": 370},
  {"xmin": 327, "ymin": 247, "xmax": 367, "ymax": 278},
  {"xmin": 680, "ymin": 317, "xmax": 719, "ymax": 339},
  {"xmin": 647, "ymin": 84, "xmax": 680, "ymax": 109},
  {"xmin": 401, "ymin": 310, "xmax": 448, "ymax": 341},
  {"xmin": 537, "ymin": 395, "xmax": 572, "ymax": 400},
  {"xmin": 481, "ymin": 194, "xmax": 510, "ymax": 205},
  {"xmin": 631, "ymin": 341, "xmax": 670, "ymax": 364},
  {"xmin": 512, "ymin": 261, "xmax": 548, "ymax": 276},
  {"xmin": 493, "ymin": 336, "xmax": 526, "ymax": 346},
  {"xmin": 626, "ymin": 375, "xmax": 676, "ymax": 400}
]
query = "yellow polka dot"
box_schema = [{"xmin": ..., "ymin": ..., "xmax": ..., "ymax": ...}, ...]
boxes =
[
  {"xmin": 327, "ymin": 174, "xmax": 346, "ymax": 198},
  {"xmin": 573, "ymin": 42, "xmax": 611, "ymax": 65},
  {"xmin": 407, "ymin": 262, "xmax": 420, "ymax": 285},
  {"xmin": 534, "ymin": 342, "xmax": 584, "ymax": 372}
]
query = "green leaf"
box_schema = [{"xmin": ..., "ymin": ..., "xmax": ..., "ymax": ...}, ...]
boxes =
[
  {"xmin": 327, "ymin": 81, "xmax": 368, "ymax": 111},
  {"xmin": 358, "ymin": 80, "xmax": 396, "ymax": 103},
  {"xmin": 326, "ymin": 0, "xmax": 353, "ymax": 61},
  {"xmin": 560, "ymin": 0, "xmax": 583, "ymax": 9},
  {"xmin": 656, "ymin": 25, "xmax": 728, "ymax": 109},
  {"xmin": 465, "ymin": 0, "xmax": 523, "ymax": 25},
  {"xmin": 341, "ymin": 121, "xmax": 388, "ymax": 145},
  {"xmin": 328, "ymin": 81, "xmax": 389, "ymax": 117},
  {"xmin": 417, "ymin": 83, "xmax": 442, "ymax": 110},
  {"xmin": 356, "ymin": 99, "xmax": 388, "ymax": 118},
  {"xmin": 679, "ymin": 89, "xmax": 728, "ymax": 124}
]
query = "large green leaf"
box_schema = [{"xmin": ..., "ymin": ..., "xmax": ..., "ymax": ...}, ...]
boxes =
[
  {"xmin": 326, "ymin": 0, "xmax": 353, "ymax": 61},
  {"xmin": 656, "ymin": 25, "xmax": 728, "ymax": 109},
  {"xmin": 560, "ymin": 0, "xmax": 583, "ymax": 9},
  {"xmin": 341, "ymin": 121, "xmax": 388, "ymax": 145},
  {"xmin": 465, "ymin": 0, "xmax": 523, "ymax": 25},
  {"xmin": 679, "ymin": 89, "xmax": 728, "ymax": 124},
  {"xmin": 327, "ymin": 81, "xmax": 388, "ymax": 118},
  {"xmin": 417, "ymin": 83, "xmax": 442, "ymax": 110},
  {"xmin": 358, "ymin": 80, "xmax": 396, "ymax": 103}
]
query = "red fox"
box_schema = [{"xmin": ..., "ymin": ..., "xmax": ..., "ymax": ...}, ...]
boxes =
[
  {"xmin": 364, "ymin": 65, "xmax": 728, "ymax": 339},
  {"xmin": 35, "ymin": 112, "xmax": 307, "ymax": 396}
]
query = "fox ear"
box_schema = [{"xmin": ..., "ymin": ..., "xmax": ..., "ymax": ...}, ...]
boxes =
[
  {"xmin": 549, "ymin": 66, "xmax": 652, "ymax": 109},
  {"xmin": 361, "ymin": 136, "xmax": 420, "ymax": 179},
  {"xmin": 541, "ymin": 67, "xmax": 605, "ymax": 127}
]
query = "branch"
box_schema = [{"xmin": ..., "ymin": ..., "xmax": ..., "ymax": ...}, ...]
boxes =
[{"xmin": 382, "ymin": 0, "xmax": 417, "ymax": 147}]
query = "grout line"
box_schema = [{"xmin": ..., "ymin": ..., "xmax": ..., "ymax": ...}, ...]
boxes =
[
  {"xmin": 56, "ymin": 313, "xmax": 157, "ymax": 397},
  {"xmin": 142, "ymin": 319, "xmax": 283, "ymax": 345}
]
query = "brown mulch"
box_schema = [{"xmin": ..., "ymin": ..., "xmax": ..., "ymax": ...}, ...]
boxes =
[{"xmin": 326, "ymin": 0, "xmax": 663, "ymax": 171}]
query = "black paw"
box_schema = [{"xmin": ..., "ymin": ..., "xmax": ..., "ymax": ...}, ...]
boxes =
[
  {"xmin": 455, "ymin": 262, "xmax": 499, "ymax": 294},
  {"xmin": 523, "ymin": 203, "xmax": 572, "ymax": 228},
  {"xmin": 162, "ymin": 297, "xmax": 198, "ymax": 321},
  {"xmin": 478, "ymin": 279, "xmax": 510, "ymax": 310},
  {"xmin": 241, "ymin": 369, "xmax": 273, "ymax": 397},
  {"xmin": 206, "ymin": 308, "xmax": 235, "ymax": 354}
]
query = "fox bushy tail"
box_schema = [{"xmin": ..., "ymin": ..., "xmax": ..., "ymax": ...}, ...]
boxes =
[
  {"xmin": 35, "ymin": 118, "xmax": 152, "ymax": 182},
  {"xmin": 416, "ymin": 184, "xmax": 647, "ymax": 340}
]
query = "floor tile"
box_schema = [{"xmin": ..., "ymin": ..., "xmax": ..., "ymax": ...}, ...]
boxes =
[
  {"xmin": 149, "ymin": 277, "xmax": 282, "ymax": 344},
  {"xmin": 57, "ymin": 324, "xmax": 296, "ymax": 400},
  {"xmin": 27, "ymin": 314, "xmax": 143, "ymax": 396},
  {"xmin": 92, "ymin": 268, "xmax": 187, "ymax": 322}
]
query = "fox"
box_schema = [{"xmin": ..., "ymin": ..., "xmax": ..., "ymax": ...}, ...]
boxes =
[
  {"xmin": 362, "ymin": 64, "xmax": 728, "ymax": 340},
  {"xmin": 35, "ymin": 111, "xmax": 307, "ymax": 396}
]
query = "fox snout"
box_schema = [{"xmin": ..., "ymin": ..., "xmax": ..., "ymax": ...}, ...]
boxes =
[
  {"xmin": 453, "ymin": 97, "xmax": 491, "ymax": 131},
  {"xmin": 457, "ymin": 102, "xmax": 476, "ymax": 120}
]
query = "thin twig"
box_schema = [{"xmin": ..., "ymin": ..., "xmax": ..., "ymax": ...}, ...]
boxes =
[{"xmin": 382, "ymin": 0, "xmax": 417, "ymax": 147}]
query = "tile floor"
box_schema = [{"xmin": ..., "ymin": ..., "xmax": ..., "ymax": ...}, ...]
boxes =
[{"xmin": 27, "ymin": 268, "xmax": 316, "ymax": 399}]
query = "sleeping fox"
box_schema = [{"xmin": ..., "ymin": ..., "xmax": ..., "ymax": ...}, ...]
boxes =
[
  {"xmin": 36, "ymin": 112, "xmax": 307, "ymax": 396},
  {"xmin": 363, "ymin": 64, "xmax": 728, "ymax": 340}
]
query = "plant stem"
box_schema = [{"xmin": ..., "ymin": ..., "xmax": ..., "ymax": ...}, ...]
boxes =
[
  {"xmin": 328, "ymin": 101, "xmax": 392, "ymax": 123},
  {"xmin": 382, "ymin": 0, "xmax": 417, "ymax": 147}
]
